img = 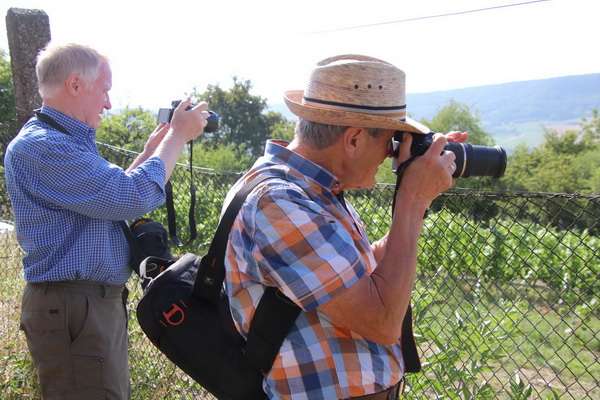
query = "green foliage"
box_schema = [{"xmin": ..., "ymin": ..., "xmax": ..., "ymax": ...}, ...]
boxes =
[
  {"xmin": 407, "ymin": 295, "xmax": 509, "ymax": 399},
  {"xmin": 0, "ymin": 49, "xmax": 17, "ymax": 158},
  {"xmin": 269, "ymin": 115, "xmax": 295, "ymax": 142},
  {"xmin": 190, "ymin": 77, "xmax": 294, "ymax": 159},
  {"xmin": 507, "ymin": 373, "xmax": 534, "ymax": 400},
  {"xmin": 421, "ymin": 209, "xmax": 599, "ymax": 307},
  {"xmin": 96, "ymin": 106, "xmax": 158, "ymax": 152},
  {"xmin": 421, "ymin": 99, "xmax": 494, "ymax": 147},
  {"xmin": 0, "ymin": 49, "xmax": 16, "ymax": 219},
  {"xmin": 192, "ymin": 143, "xmax": 254, "ymax": 172},
  {"xmin": 0, "ymin": 348, "xmax": 38, "ymax": 398},
  {"xmin": 375, "ymin": 158, "xmax": 397, "ymax": 184},
  {"xmin": 501, "ymin": 108, "xmax": 600, "ymax": 195}
]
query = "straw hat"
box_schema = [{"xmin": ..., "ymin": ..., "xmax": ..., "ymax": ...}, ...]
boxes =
[{"xmin": 284, "ymin": 54, "xmax": 429, "ymax": 134}]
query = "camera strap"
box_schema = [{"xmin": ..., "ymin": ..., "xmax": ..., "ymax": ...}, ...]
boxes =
[
  {"xmin": 391, "ymin": 154, "xmax": 423, "ymax": 374},
  {"xmin": 34, "ymin": 110, "xmax": 70, "ymax": 135},
  {"xmin": 391, "ymin": 155, "xmax": 418, "ymax": 214},
  {"xmin": 165, "ymin": 140, "xmax": 197, "ymax": 247}
]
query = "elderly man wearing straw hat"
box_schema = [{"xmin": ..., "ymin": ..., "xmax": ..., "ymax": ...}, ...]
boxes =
[{"xmin": 223, "ymin": 54, "xmax": 468, "ymax": 399}]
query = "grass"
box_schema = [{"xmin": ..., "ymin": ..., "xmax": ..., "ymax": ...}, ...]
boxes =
[
  {"xmin": 2, "ymin": 230, "xmax": 598, "ymax": 399},
  {"xmin": 408, "ymin": 273, "xmax": 600, "ymax": 399}
]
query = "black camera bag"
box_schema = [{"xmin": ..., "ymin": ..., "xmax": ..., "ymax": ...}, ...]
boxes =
[{"xmin": 135, "ymin": 175, "xmax": 301, "ymax": 400}]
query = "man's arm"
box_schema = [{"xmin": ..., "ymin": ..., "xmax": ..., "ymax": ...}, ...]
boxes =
[
  {"xmin": 126, "ymin": 97, "xmax": 208, "ymax": 181},
  {"xmin": 319, "ymin": 134, "xmax": 456, "ymax": 345},
  {"xmin": 370, "ymin": 130, "xmax": 469, "ymax": 262}
]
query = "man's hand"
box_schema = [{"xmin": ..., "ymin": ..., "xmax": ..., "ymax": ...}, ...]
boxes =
[
  {"xmin": 446, "ymin": 130, "xmax": 469, "ymax": 143},
  {"xmin": 396, "ymin": 132, "xmax": 456, "ymax": 209},
  {"xmin": 169, "ymin": 97, "xmax": 210, "ymax": 143}
]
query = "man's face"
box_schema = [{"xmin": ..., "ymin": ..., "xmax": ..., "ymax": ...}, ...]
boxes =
[
  {"xmin": 79, "ymin": 61, "xmax": 112, "ymax": 130},
  {"xmin": 342, "ymin": 129, "xmax": 395, "ymax": 190}
]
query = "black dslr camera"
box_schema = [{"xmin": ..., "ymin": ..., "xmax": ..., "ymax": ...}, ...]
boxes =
[
  {"xmin": 157, "ymin": 100, "xmax": 219, "ymax": 133},
  {"xmin": 392, "ymin": 131, "xmax": 507, "ymax": 178}
]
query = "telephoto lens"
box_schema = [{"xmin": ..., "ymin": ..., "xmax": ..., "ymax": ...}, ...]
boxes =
[
  {"xmin": 393, "ymin": 131, "xmax": 507, "ymax": 179},
  {"xmin": 446, "ymin": 142, "xmax": 507, "ymax": 178}
]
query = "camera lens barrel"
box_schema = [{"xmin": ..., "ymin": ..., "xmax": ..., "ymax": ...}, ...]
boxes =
[
  {"xmin": 446, "ymin": 142, "xmax": 507, "ymax": 179},
  {"xmin": 205, "ymin": 111, "xmax": 219, "ymax": 133},
  {"xmin": 394, "ymin": 131, "xmax": 508, "ymax": 179},
  {"xmin": 446, "ymin": 142, "xmax": 507, "ymax": 178}
]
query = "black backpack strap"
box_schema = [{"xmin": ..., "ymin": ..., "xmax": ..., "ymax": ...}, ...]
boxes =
[
  {"xmin": 193, "ymin": 174, "xmax": 302, "ymax": 373},
  {"xmin": 193, "ymin": 174, "xmax": 274, "ymax": 302},
  {"xmin": 401, "ymin": 304, "xmax": 421, "ymax": 372},
  {"xmin": 245, "ymin": 286, "xmax": 301, "ymax": 372}
]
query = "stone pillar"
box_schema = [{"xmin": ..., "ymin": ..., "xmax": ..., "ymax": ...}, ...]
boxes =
[{"xmin": 5, "ymin": 8, "xmax": 51, "ymax": 130}]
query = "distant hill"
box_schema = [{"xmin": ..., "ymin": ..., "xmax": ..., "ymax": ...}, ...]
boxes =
[{"xmin": 269, "ymin": 73, "xmax": 600, "ymax": 151}]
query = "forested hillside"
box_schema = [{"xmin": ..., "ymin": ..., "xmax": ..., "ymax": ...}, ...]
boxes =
[
  {"xmin": 271, "ymin": 73, "xmax": 600, "ymax": 150},
  {"xmin": 407, "ymin": 73, "xmax": 600, "ymax": 124}
]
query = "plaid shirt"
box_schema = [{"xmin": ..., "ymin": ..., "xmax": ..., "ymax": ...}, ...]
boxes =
[
  {"xmin": 4, "ymin": 107, "xmax": 166, "ymax": 285},
  {"xmin": 224, "ymin": 140, "xmax": 404, "ymax": 399}
]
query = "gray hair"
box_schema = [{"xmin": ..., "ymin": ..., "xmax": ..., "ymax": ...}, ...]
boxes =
[
  {"xmin": 295, "ymin": 118, "xmax": 387, "ymax": 148},
  {"xmin": 36, "ymin": 42, "xmax": 109, "ymax": 98}
]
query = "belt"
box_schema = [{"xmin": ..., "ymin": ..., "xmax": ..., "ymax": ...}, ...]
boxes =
[
  {"xmin": 346, "ymin": 377, "xmax": 406, "ymax": 400},
  {"xmin": 28, "ymin": 280, "xmax": 125, "ymax": 298}
]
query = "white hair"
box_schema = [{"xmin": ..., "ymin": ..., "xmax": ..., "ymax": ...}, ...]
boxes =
[{"xmin": 36, "ymin": 42, "xmax": 109, "ymax": 98}]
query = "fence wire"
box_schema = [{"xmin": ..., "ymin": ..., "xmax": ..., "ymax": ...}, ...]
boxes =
[{"xmin": 1, "ymin": 142, "xmax": 598, "ymax": 399}]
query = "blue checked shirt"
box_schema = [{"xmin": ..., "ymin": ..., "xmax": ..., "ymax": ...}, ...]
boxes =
[
  {"xmin": 4, "ymin": 107, "xmax": 166, "ymax": 285},
  {"xmin": 224, "ymin": 140, "xmax": 405, "ymax": 400}
]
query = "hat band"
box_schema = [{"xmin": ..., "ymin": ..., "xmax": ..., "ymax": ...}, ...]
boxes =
[{"xmin": 302, "ymin": 96, "xmax": 407, "ymax": 121}]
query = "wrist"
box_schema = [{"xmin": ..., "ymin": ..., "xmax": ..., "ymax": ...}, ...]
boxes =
[
  {"xmin": 160, "ymin": 129, "xmax": 188, "ymax": 149},
  {"xmin": 394, "ymin": 192, "xmax": 431, "ymax": 217}
]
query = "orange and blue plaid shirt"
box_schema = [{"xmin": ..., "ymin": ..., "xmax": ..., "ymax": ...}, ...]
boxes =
[{"xmin": 224, "ymin": 140, "xmax": 405, "ymax": 399}]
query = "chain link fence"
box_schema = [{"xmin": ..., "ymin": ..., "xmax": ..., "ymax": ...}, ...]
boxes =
[{"xmin": 1, "ymin": 142, "xmax": 598, "ymax": 399}]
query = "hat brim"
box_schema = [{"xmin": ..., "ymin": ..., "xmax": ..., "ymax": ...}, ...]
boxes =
[{"xmin": 284, "ymin": 90, "xmax": 430, "ymax": 134}]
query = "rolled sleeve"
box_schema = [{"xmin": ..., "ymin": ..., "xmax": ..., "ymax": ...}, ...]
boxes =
[{"xmin": 30, "ymin": 139, "xmax": 166, "ymax": 220}]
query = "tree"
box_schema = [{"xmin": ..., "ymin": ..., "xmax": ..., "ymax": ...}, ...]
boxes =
[
  {"xmin": 496, "ymin": 109, "xmax": 599, "ymax": 233},
  {"xmin": 190, "ymin": 77, "xmax": 295, "ymax": 158},
  {"xmin": 375, "ymin": 100, "xmax": 498, "ymax": 186},
  {"xmin": 94, "ymin": 78, "xmax": 296, "ymax": 173},
  {"xmin": 422, "ymin": 99, "xmax": 494, "ymax": 146},
  {"xmin": 501, "ymin": 110, "xmax": 600, "ymax": 195},
  {"xmin": 193, "ymin": 143, "xmax": 254, "ymax": 172},
  {"xmin": 96, "ymin": 106, "xmax": 158, "ymax": 153},
  {"xmin": 0, "ymin": 49, "xmax": 17, "ymax": 219},
  {"xmin": 0, "ymin": 49, "xmax": 17, "ymax": 160}
]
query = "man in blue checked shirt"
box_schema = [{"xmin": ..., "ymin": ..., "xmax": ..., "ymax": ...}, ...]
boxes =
[{"xmin": 4, "ymin": 42, "xmax": 210, "ymax": 399}]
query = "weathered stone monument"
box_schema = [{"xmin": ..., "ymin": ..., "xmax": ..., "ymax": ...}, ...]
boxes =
[{"xmin": 5, "ymin": 8, "xmax": 51, "ymax": 130}]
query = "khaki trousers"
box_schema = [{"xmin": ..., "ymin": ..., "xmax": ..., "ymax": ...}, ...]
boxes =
[{"xmin": 20, "ymin": 281, "xmax": 131, "ymax": 400}]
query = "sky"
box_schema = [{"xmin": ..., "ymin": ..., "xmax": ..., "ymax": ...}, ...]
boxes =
[{"xmin": 1, "ymin": 0, "xmax": 599, "ymax": 113}]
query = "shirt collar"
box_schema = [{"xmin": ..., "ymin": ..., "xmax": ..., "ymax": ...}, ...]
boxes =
[
  {"xmin": 263, "ymin": 140, "xmax": 340, "ymax": 193},
  {"xmin": 40, "ymin": 106, "xmax": 96, "ymax": 142}
]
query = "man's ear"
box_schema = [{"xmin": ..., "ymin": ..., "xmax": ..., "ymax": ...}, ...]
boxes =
[
  {"xmin": 341, "ymin": 127, "xmax": 366, "ymax": 158},
  {"xmin": 65, "ymin": 74, "xmax": 81, "ymax": 96}
]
